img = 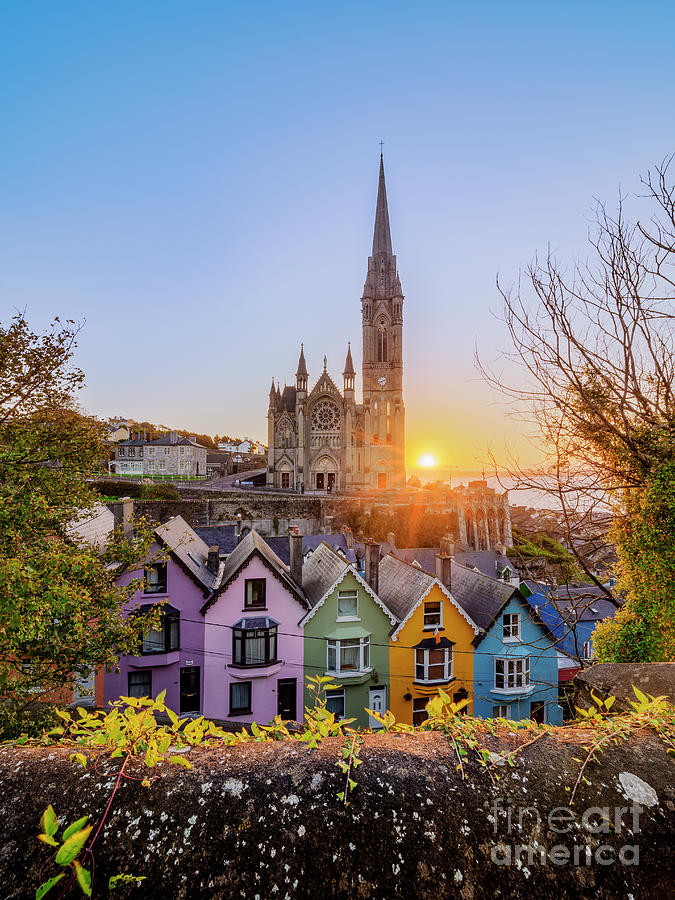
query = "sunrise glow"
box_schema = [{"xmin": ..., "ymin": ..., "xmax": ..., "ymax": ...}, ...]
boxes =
[{"xmin": 418, "ymin": 453, "xmax": 437, "ymax": 468}]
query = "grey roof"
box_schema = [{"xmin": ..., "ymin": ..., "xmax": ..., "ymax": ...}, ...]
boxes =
[
  {"xmin": 395, "ymin": 548, "xmax": 514, "ymax": 580},
  {"xmin": 260, "ymin": 533, "xmax": 354, "ymax": 567},
  {"xmin": 280, "ymin": 386, "xmax": 297, "ymax": 412},
  {"xmin": 155, "ymin": 516, "xmax": 223, "ymax": 593},
  {"xmin": 202, "ymin": 530, "xmax": 306, "ymax": 612},
  {"xmin": 194, "ymin": 525, "xmax": 239, "ymax": 555},
  {"xmin": 117, "ymin": 435, "xmax": 208, "ymax": 449},
  {"xmin": 527, "ymin": 582, "xmax": 620, "ymax": 622},
  {"xmin": 449, "ymin": 561, "xmax": 516, "ymax": 632},
  {"xmin": 301, "ymin": 542, "xmax": 351, "ymax": 609},
  {"xmin": 66, "ymin": 503, "xmax": 115, "ymax": 550},
  {"xmin": 372, "ymin": 154, "xmax": 393, "ymax": 257},
  {"xmin": 378, "ymin": 553, "xmax": 437, "ymax": 621}
]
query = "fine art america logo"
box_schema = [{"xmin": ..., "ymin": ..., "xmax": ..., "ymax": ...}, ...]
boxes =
[{"xmin": 489, "ymin": 798, "xmax": 642, "ymax": 868}]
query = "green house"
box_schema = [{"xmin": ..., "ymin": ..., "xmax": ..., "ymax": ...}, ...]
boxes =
[{"xmin": 300, "ymin": 543, "xmax": 398, "ymax": 728}]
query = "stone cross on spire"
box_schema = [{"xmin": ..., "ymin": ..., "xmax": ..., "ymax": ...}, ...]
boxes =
[{"xmin": 372, "ymin": 153, "xmax": 393, "ymax": 257}]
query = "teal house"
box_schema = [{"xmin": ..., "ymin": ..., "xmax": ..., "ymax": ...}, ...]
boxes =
[
  {"xmin": 450, "ymin": 562, "xmax": 563, "ymax": 725},
  {"xmin": 300, "ymin": 543, "xmax": 398, "ymax": 728}
]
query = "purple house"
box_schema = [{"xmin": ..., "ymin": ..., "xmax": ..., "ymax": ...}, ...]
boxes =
[
  {"xmin": 200, "ymin": 530, "xmax": 309, "ymax": 725},
  {"xmin": 104, "ymin": 516, "xmax": 222, "ymax": 715}
]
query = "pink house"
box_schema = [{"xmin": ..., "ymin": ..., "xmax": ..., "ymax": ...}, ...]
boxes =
[
  {"xmin": 201, "ymin": 530, "xmax": 309, "ymax": 724},
  {"xmin": 104, "ymin": 516, "xmax": 222, "ymax": 715}
]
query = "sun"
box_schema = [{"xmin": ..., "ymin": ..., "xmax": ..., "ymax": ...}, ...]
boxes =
[{"xmin": 418, "ymin": 453, "xmax": 437, "ymax": 468}]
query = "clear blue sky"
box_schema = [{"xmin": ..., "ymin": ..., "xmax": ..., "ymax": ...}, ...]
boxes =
[{"xmin": 2, "ymin": 1, "xmax": 674, "ymax": 465}]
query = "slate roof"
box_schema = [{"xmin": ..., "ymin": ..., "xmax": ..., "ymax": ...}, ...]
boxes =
[
  {"xmin": 394, "ymin": 548, "xmax": 513, "ymax": 580},
  {"xmin": 378, "ymin": 553, "xmax": 437, "ymax": 622},
  {"xmin": 201, "ymin": 530, "xmax": 306, "ymax": 612},
  {"xmin": 66, "ymin": 503, "xmax": 115, "ymax": 550},
  {"xmin": 524, "ymin": 582, "xmax": 620, "ymax": 623},
  {"xmin": 301, "ymin": 542, "xmax": 351, "ymax": 609},
  {"xmin": 263, "ymin": 533, "xmax": 356, "ymax": 566},
  {"xmin": 193, "ymin": 525, "xmax": 239, "ymax": 556},
  {"xmin": 155, "ymin": 516, "xmax": 223, "ymax": 593},
  {"xmin": 448, "ymin": 561, "xmax": 517, "ymax": 632},
  {"xmin": 117, "ymin": 435, "xmax": 208, "ymax": 449}
]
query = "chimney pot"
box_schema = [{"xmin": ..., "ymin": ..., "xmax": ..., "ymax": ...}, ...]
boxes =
[
  {"xmin": 342, "ymin": 525, "xmax": 354, "ymax": 550},
  {"xmin": 289, "ymin": 528, "xmax": 303, "ymax": 588},
  {"xmin": 386, "ymin": 532, "xmax": 396, "ymax": 548},
  {"xmin": 107, "ymin": 497, "xmax": 134, "ymax": 539}
]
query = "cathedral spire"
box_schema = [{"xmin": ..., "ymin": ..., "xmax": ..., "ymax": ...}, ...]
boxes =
[
  {"xmin": 269, "ymin": 377, "xmax": 276, "ymax": 400},
  {"xmin": 372, "ymin": 153, "xmax": 393, "ymax": 257},
  {"xmin": 296, "ymin": 343, "xmax": 308, "ymax": 377},
  {"xmin": 343, "ymin": 342, "xmax": 355, "ymax": 376}
]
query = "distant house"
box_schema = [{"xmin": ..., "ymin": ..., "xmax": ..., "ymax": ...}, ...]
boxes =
[
  {"xmin": 379, "ymin": 553, "xmax": 481, "ymax": 725},
  {"xmin": 450, "ymin": 562, "xmax": 563, "ymax": 724},
  {"xmin": 200, "ymin": 531, "xmax": 308, "ymax": 724},
  {"xmin": 106, "ymin": 422, "xmax": 130, "ymax": 443},
  {"xmin": 300, "ymin": 542, "xmax": 397, "ymax": 729},
  {"xmin": 217, "ymin": 439, "xmax": 266, "ymax": 454},
  {"xmin": 104, "ymin": 516, "xmax": 222, "ymax": 715},
  {"xmin": 111, "ymin": 431, "xmax": 208, "ymax": 478},
  {"xmin": 522, "ymin": 582, "xmax": 621, "ymax": 673}
]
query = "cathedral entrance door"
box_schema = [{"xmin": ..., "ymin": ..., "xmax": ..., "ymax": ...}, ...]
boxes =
[
  {"xmin": 378, "ymin": 473, "xmax": 387, "ymax": 489},
  {"xmin": 316, "ymin": 473, "xmax": 325, "ymax": 490},
  {"xmin": 327, "ymin": 473, "xmax": 336, "ymax": 491}
]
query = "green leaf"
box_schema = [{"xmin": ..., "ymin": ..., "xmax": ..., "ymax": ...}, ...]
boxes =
[
  {"xmin": 37, "ymin": 833, "xmax": 59, "ymax": 847},
  {"xmin": 108, "ymin": 875, "xmax": 147, "ymax": 890},
  {"xmin": 167, "ymin": 755, "xmax": 191, "ymax": 768},
  {"xmin": 55, "ymin": 825, "xmax": 92, "ymax": 865},
  {"xmin": 69, "ymin": 753, "xmax": 87, "ymax": 768},
  {"xmin": 62, "ymin": 816, "xmax": 89, "ymax": 842},
  {"xmin": 154, "ymin": 689, "xmax": 167, "ymax": 706},
  {"xmin": 73, "ymin": 861, "xmax": 92, "ymax": 897},
  {"xmin": 348, "ymin": 779, "xmax": 357, "ymax": 791},
  {"xmin": 40, "ymin": 805, "xmax": 59, "ymax": 837},
  {"xmin": 36, "ymin": 873, "xmax": 65, "ymax": 900}
]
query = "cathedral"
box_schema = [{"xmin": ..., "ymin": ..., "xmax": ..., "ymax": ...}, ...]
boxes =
[{"xmin": 267, "ymin": 155, "xmax": 406, "ymax": 492}]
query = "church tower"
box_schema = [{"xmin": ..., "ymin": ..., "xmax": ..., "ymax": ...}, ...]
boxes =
[{"xmin": 361, "ymin": 154, "xmax": 406, "ymax": 489}]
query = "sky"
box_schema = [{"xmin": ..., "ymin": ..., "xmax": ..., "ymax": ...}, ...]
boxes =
[{"xmin": 2, "ymin": 1, "xmax": 674, "ymax": 468}]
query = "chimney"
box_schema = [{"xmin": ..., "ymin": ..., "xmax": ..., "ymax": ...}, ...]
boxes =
[
  {"xmin": 108, "ymin": 497, "xmax": 134, "ymax": 539},
  {"xmin": 386, "ymin": 532, "xmax": 396, "ymax": 548},
  {"xmin": 495, "ymin": 540, "xmax": 505, "ymax": 556},
  {"xmin": 169, "ymin": 430, "xmax": 178, "ymax": 444},
  {"xmin": 364, "ymin": 540, "xmax": 380, "ymax": 595},
  {"xmin": 289, "ymin": 527, "xmax": 302, "ymax": 588},
  {"xmin": 207, "ymin": 545, "xmax": 219, "ymax": 574},
  {"xmin": 342, "ymin": 525, "xmax": 354, "ymax": 550},
  {"xmin": 236, "ymin": 513, "xmax": 243, "ymax": 543},
  {"xmin": 435, "ymin": 552, "xmax": 452, "ymax": 589},
  {"xmin": 439, "ymin": 533, "xmax": 456, "ymax": 558}
]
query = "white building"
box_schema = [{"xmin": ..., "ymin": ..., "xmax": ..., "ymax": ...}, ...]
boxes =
[{"xmin": 111, "ymin": 431, "xmax": 208, "ymax": 479}]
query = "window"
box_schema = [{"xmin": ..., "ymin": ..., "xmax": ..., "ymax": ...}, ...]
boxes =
[
  {"xmin": 377, "ymin": 324, "xmax": 388, "ymax": 362},
  {"xmin": 164, "ymin": 447, "xmax": 171, "ymax": 455},
  {"xmin": 230, "ymin": 681, "xmax": 252, "ymax": 715},
  {"xmin": 492, "ymin": 704, "xmax": 510, "ymax": 718},
  {"xmin": 423, "ymin": 601, "xmax": 442, "ymax": 629},
  {"xmin": 326, "ymin": 688, "xmax": 345, "ymax": 719},
  {"xmin": 337, "ymin": 590, "xmax": 358, "ymax": 619},
  {"xmin": 326, "ymin": 637, "xmax": 370, "ymax": 674},
  {"xmin": 415, "ymin": 647, "xmax": 452, "ymax": 683},
  {"xmin": 582, "ymin": 640, "xmax": 594, "ymax": 660},
  {"xmin": 118, "ymin": 448, "xmax": 125, "ymax": 457},
  {"xmin": 232, "ymin": 621, "xmax": 277, "ymax": 667},
  {"xmin": 128, "ymin": 447, "xmax": 135, "ymax": 457},
  {"xmin": 412, "ymin": 698, "xmax": 428, "ymax": 727},
  {"xmin": 144, "ymin": 563, "xmax": 167, "ymax": 594},
  {"xmin": 141, "ymin": 610, "xmax": 179, "ymax": 654},
  {"xmin": 148, "ymin": 447, "xmax": 155, "ymax": 456},
  {"xmin": 128, "ymin": 670, "xmax": 152, "ymax": 699},
  {"xmin": 494, "ymin": 657, "xmax": 530, "ymax": 691},
  {"xmin": 245, "ymin": 579, "xmax": 266, "ymax": 609},
  {"xmin": 503, "ymin": 613, "xmax": 521, "ymax": 641}
]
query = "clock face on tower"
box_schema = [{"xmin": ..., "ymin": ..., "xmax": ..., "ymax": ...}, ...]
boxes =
[{"xmin": 377, "ymin": 376, "xmax": 387, "ymax": 387}]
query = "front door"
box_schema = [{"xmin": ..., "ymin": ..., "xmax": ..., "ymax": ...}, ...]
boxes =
[
  {"xmin": 281, "ymin": 472, "xmax": 290, "ymax": 489},
  {"xmin": 180, "ymin": 666, "xmax": 200, "ymax": 714},
  {"xmin": 377, "ymin": 473, "xmax": 387, "ymax": 489},
  {"xmin": 316, "ymin": 473, "xmax": 325, "ymax": 490},
  {"xmin": 530, "ymin": 701, "xmax": 545, "ymax": 724},
  {"xmin": 368, "ymin": 687, "xmax": 386, "ymax": 728},
  {"xmin": 277, "ymin": 678, "xmax": 297, "ymax": 721},
  {"xmin": 327, "ymin": 472, "xmax": 336, "ymax": 491}
]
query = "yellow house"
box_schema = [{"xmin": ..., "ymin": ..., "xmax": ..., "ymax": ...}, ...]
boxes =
[{"xmin": 378, "ymin": 554, "xmax": 482, "ymax": 725}]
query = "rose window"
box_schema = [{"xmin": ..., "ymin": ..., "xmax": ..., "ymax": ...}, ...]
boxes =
[{"xmin": 311, "ymin": 400, "xmax": 341, "ymax": 431}]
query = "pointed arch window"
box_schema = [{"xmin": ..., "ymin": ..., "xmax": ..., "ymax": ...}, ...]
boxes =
[{"xmin": 377, "ymin": 324, "xmax": 388, "ymax": 362}]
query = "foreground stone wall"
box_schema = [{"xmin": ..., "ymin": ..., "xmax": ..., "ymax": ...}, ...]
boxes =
[
  {"xmin": 575, "ymin": 663, "xmax": 675, "ymax": 712},
  {"xmin": 1, "ymin": 729, "xmax": 672, "ymax": 898}
]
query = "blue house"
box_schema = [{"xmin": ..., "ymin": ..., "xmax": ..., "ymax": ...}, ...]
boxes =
[
  {"xmin": 521, "ymin": 582, "xmax": 621, "ymax": 665},
  {"xmin": 450, "ymin": 562, "xmax": 563, "ymax": 724}
]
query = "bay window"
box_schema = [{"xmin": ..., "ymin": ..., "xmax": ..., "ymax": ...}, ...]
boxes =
[
  {"xmin": 494, "ymin": 656, "xmax": 530, "ymax": 691},
  {"xmin": 326, "ymin": 637, "xmax": 370, "ymax": 675},
  {"xmin": 415, "ymin": 647, "xmax": 452, "ymax": 683},
  {"xmin": 232, "ymin": 617, "xmax": 277, "ymax": 667}
]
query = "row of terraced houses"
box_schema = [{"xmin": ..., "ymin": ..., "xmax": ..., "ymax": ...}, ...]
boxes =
[{"xmin": 102, "ymin": 516, "xmax": 566, "ymax": 727}]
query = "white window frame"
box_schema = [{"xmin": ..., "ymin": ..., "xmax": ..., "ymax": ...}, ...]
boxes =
[
  {"xmin": 494, "ymin": 657, "xmax": 531, "ymax": 693},
  {"xmin": 414, "ymin": 647, "xmax": 452, "ymax": 683},
  {"xmin": 336, "ymin": 590, "xmax": 359, "ymax": 621},
  {"xmin": 503, "ymin": 613, "xmax": 521, "ymax": 642},
  {"xmin": 326, "ymin": 637, "xmax": 370, "ymax": 676},
  {"xmin": 423, "ymin": 600, "xmax": 443, "ymax": 630},
  {"xmin": 325, "ymin": 688, "xmax": 345, "ymax": 719},
  {"xmin": 492, "ymin": 704, "xmax": 510, "ymax": 718},
  {"xmin": 582, "ymin": 640, "xmax": 594, "ymax": 660}
]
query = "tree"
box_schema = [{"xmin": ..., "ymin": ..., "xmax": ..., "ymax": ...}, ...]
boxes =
[
  {"xmin": 0, "ymin": 315, "xmax": 158, "ymax": 736},
  {"xmin": 481, "ymin": 158, "xmax": 675, "ymax": 661}
]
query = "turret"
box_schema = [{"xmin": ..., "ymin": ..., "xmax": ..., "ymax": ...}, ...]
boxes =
[
  {"xmin": 268, "ymin": 378, "xmax": 277, "ymax": 411},
  {"xmin": 296, "ymin": 344, "xmax": 308, "ymax": 394},
  {"xmin": 343, "ymin": 342, "xmax": 355, "ymax": 396}
]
